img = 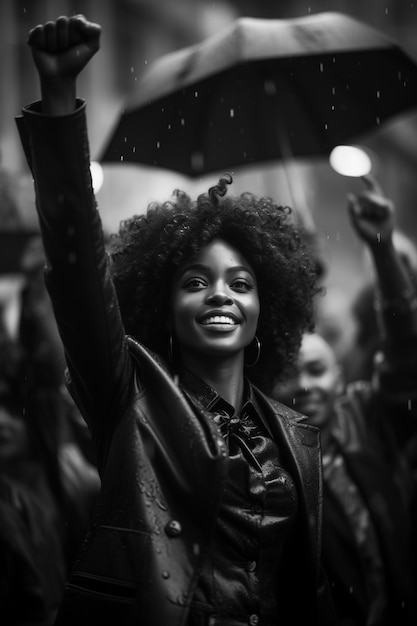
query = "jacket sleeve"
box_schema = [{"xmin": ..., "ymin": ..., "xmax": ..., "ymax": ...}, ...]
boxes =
[{"xmin": 15, "ymin": 101, "xmax": 133, "ymax": 433}]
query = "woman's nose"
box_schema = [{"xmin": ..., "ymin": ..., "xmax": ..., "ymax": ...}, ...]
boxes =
[
  {"xmin": 206, "ymin": 283, "xmax": 233, "ymax": 305},
  {"xmin": 298, "ymin": 372, "xmax": 312, "ymax": 391}
]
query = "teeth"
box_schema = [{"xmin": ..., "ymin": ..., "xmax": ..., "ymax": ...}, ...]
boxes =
[{"xmin": 201, "ymin": 315, "xmax": 236, "ymax": 325}]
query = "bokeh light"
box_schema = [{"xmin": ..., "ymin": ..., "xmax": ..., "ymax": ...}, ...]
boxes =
[{"xmin": 329, "ymin": 145, "xmax": 372, "ymax": 177}]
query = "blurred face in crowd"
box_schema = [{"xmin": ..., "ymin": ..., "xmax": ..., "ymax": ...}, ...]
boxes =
[
  {"xmin": 171, "ymin": 238, "xmax": 260, "ymax": 367},
  {"xmin": 274, "ymin": 332, "xmax": 344, "ymax": 432}
]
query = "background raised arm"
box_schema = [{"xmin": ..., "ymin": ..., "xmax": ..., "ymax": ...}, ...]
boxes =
[{"xmin": 347, "ymin": 174, "xmax": 415, "ymax": 305}]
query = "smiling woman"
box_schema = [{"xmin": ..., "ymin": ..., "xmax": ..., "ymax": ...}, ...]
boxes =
[
  {"xmin": 17, "ymin": 14, "xmax": 337, "ymax": 626},
  {"xmin": 110, "ymin": 175, "xmax": 316, "ymax": 393}
]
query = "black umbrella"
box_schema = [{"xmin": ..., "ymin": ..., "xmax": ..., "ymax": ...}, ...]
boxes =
[{"xmin": 100, "ymin": 11, "xmax": 417, "ymax": 177}]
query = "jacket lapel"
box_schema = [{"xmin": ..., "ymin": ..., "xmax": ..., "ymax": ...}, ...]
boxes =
[{"xmin": 253, "ymin": 388, "xmax": 323, "ymax": 574}]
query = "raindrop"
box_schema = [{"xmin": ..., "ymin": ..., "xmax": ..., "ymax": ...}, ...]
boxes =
[
  {"xmin": 376, "ymin": 116, "xmax": 380, "ymax": 125},
  {"xmin": 124, "ymin": 137, "xmax": 127, "ymax": 143},
  {"xmin": 377, "ymin": 232, "xmax": 381, "ymax": 243},
  {"xmin": 230, "ymin": 109, "xmax": 234, "ymax": 118},
  {"xmin": 408, "ymin": 399, "xmax": 412, "ymax": 411},
  {"xmin": 324, "ymin": 123, "xmax": 328, "ymax": 130},
  {"xmin": 320, "ymin": 62, "xmax": 324, "ymax": 72},
  {"xmin": 132, "ymin": 147, "xmax": 136, "ymax": 153},
  {"xmin": 376, "ymin": 90, "xmax": 380, "ymax": 99},
  {"xmin": 155, "ymin": 498, "xmax": 168, "ymax": 511},
  {"xmin": 68, "ymin": 252, "xmax": 76, "ymax": 264},
  {"xmin": 130, "ymin": 67, "xmax": 134, "ymax": 73},
  {"xmin": 156, "ymin": 141, "xmax": 160, "ymax": 149},
  {"xmin": 181, "ymin": 119, "xmax": 185, "ymax": 126},
  {"xmin": 331, "ymin": 105, "xmax": 335, "ymax": 111},
  {"xmin": 168, "ymin": 124, "xmax": 171, "ymax": 130},
  {"xmin": 120, "ymin": 156, "xmax": 124, "ymax": 162},
  {"xmin": 194, "ymin": 91, "xmax": 198, "ymax": 98},
  {"xmin": 144, "ymin": 59, "xmax": 148, "ymax": 65},
  {"xmin": 332, "ymin": 87, "xmax": 336, "ymax": 95}
]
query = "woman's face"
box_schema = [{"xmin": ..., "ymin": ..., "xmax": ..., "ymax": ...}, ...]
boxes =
[{"xmin": 171, "ymin": 238, "xmax": 260, "ymax": 365}]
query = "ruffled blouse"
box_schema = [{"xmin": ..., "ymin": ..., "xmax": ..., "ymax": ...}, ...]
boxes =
[{"xmin": 181, "ymin": 372, "xmax": 298, "ymax": 626}]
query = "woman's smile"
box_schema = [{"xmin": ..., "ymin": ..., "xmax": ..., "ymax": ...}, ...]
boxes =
[{"xmin": 199, "ymin": 311, "xmax": 241, "ymax": 330}]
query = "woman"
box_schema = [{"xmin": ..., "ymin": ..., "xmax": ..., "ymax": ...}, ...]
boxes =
[{"xmin": 17, "ymin": 15, "xmax": 336, "ymax": 626}]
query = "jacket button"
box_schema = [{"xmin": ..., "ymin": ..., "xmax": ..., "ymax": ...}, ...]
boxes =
[{"xmin": 165, "ymin": 519, "xmax": 182, "ymax": 537}]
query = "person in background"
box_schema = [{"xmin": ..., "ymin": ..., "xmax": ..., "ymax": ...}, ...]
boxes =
[
  {"xmin": 15, "ymin": 14, "xmax": 338, "ymax": 626},
  {"xmin": 0, "ymin": 279, "xmax": 100, "ymax": 626},
  {"xmin": 0, "ymin": 192, "xmax": 99, "ymax": 625},
  {"xmin": 0, "ymin": 320, "xmax": 67, "ymax": 626},
  {"xmin": 342, "ymin": 229, "xmax": 417, "ymax": 384},
  {"xmin": 273, "ymin": 176, "xmax": 417, "ymax": 626}
]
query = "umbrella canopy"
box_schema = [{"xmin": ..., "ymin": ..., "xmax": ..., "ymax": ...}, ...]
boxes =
[{"xmin": 100, "ymin": 11, "xmax": 417, "ymax": 177}]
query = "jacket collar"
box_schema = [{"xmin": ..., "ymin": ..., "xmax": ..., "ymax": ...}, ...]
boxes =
[{"xmin": 179, "ymin": 369, "xmax": 273, "ymax": 437}]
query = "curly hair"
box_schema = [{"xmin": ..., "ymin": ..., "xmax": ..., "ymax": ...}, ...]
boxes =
[{"xmin": 108, "ymin": 174, "xmax": 319, "ymax": 393}]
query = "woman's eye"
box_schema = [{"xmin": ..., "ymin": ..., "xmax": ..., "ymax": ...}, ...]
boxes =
[
  {"xmin": 231, "ymin": 279, "xmax": 253, "ymax": 291},
  {"xmin": 308, "ymin": 364, "xmax": 326, "ymax": 376},
  {"xmin": 184, "ymin": 277, "xmax": 206, "ymax": 290}
]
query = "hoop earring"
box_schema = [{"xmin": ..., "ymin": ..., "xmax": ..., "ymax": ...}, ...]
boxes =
[{"xmin": 245, "ymin": 336, "xmax": 261, "ymax": 368}]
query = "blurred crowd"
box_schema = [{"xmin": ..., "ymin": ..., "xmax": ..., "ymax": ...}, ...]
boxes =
[{"xmin": 0, "ymin": 167, "xmax": 100, "ymax": 625}]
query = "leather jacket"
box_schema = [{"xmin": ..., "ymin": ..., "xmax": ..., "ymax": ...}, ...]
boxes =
[{"xmin": 16, "ymin": 102, "xmax": 336, "ymax": 626}]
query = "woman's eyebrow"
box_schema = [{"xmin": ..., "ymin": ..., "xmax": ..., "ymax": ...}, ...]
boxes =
[
  {"xmin": 180, "ymin": 264, "xmax": 254, "ymax": 276},
  {"xmin": 179, "ymin": 263, "xmax": 209, "ymax": 276}
]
